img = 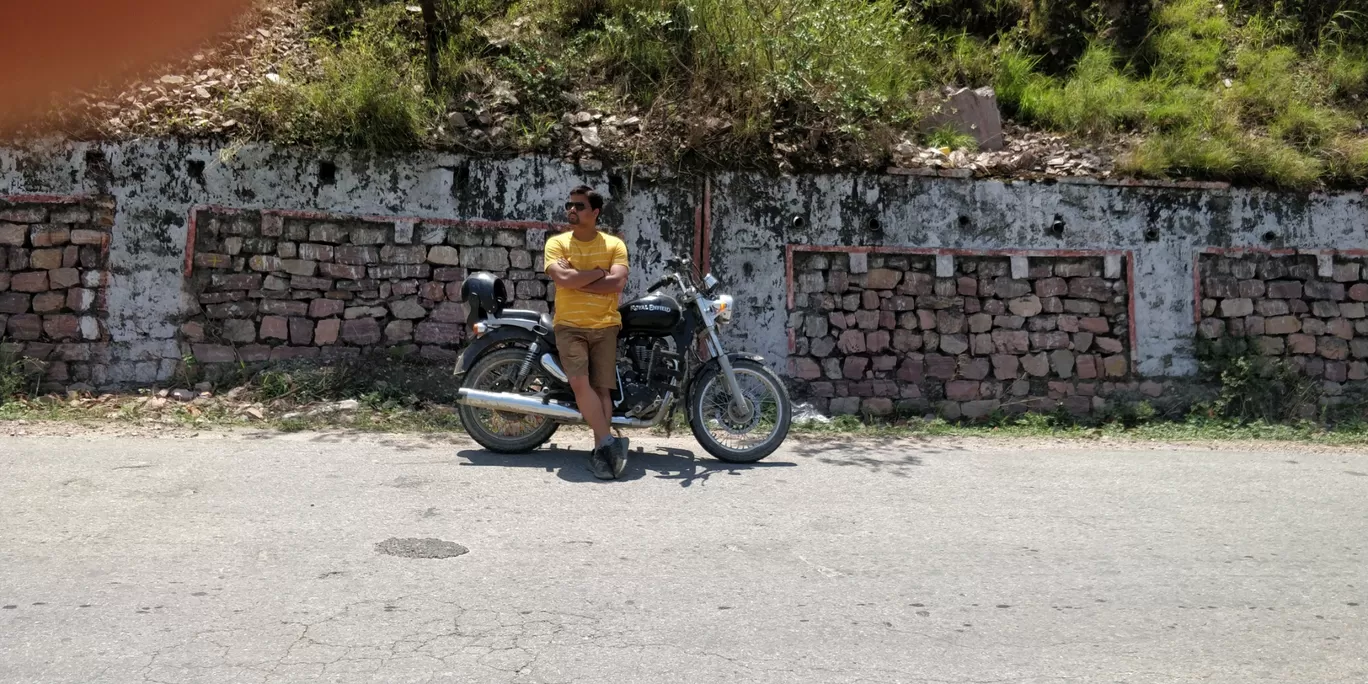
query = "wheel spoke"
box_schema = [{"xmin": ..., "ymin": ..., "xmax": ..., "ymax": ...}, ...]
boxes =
[{"xmin": 468, "ymin": 357, "xmax": 551, "ymax": 438}]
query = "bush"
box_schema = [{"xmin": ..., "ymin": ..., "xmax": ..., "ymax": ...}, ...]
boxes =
[
  {"xmin": 1193, "ymin": 338, "xmax": 1320, "ymax": 423},
  {"xmin": 0, "ymin": 343, "xmax": 42, "ymax": 404}
]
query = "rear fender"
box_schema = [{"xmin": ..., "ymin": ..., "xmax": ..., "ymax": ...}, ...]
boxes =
[{"xmin": 453, "ymin": 326, "xmax": 545, "ymax": 382}]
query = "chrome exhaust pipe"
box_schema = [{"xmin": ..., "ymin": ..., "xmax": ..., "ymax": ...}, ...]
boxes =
[
  {"xmin": 457, "ymin": 388, "xmax": 582, "ymax": 421},
  {"xmin": 456, "ymin": 389, "xmax": 675, "ymax": 429}
]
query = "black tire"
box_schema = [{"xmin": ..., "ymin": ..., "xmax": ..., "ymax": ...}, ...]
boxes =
[
  {"xmin": 458, "ymin": 347, "xmax": 559, "ymax": 454},
  {"xmin": 687, "ymin": 358, "xmax": 792, "ymax": 463}
]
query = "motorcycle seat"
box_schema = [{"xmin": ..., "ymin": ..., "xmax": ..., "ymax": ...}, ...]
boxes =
[{"xmin": 500, "ymin": 309, "xmax": 553, "ymax": 330}]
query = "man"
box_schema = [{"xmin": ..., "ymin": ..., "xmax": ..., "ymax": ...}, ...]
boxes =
[{"xmin": 544, "ymin": 186, "xmax": 631, "ymax": 479}]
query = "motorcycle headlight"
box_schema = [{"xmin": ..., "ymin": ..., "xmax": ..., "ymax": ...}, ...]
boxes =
[{"xmin": 713, "ymin": 295, "xmax": 734, "ymax": 323}]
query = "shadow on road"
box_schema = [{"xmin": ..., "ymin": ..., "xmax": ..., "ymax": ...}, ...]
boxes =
[
  {"xmin": 459, "ymin": 442, "xmax": 796, "ymax": 487},
  {"xmin": 240, "ymin": 428, "xmax": 469, "ymax": 452},
  {"xmin": 781, "ymin": 435, "xmax": 974, "ymax": 477}
]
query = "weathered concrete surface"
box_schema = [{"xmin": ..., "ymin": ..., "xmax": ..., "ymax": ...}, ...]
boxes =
[
  {"xmin": 1, "ymin": 432, "xmax": 1366, "ymax": 683},
  {"xmin": 710, "ymin": 172, "xmax": 1368, "ymax": 374}
]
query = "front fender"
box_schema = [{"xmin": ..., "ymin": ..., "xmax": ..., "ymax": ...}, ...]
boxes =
[
  {"xmin": 453, "ymin": 327, "xmax": 541, "ymax": 382},
  {"xmin": 685, "ymin": 352, "xmax": 771, "ymax": 399}
]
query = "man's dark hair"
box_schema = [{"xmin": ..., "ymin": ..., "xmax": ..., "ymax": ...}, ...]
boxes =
[{"xmin": 570, "ymin": 185, "xmax": 604, "ymax": 211}]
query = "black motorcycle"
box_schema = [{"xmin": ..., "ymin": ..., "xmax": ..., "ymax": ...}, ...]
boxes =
[{"xmin": 452, "ymin": 256, "xmax": 792, "ymax": 463}]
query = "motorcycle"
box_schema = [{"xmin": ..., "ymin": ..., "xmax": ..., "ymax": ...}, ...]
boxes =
[{"xmin": 452, "ymin": 256, "xmax": 792, "ymax": 463}]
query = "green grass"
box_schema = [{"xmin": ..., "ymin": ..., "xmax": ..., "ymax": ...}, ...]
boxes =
[
  {"xmin": 992, "ymin": 0, "xmax": 1368, "ymax": 188},
  {"xmin": 791, "ymin": 412, "xmax": 1368, "ymax": 445},
  {"xmin": 235, "ymin": 8, "xmax": 436, "ymax": 151},
  {"xmin": 4, "ymin": 383, "xmax": 1368, "ymax": 445},
  {"xmin": 925, "ymin": 124, "xmax": 978, "ymax": 151},
  {"xmin": 9, "ymin": 388, "xmax": 1368, "ymax": 446}
]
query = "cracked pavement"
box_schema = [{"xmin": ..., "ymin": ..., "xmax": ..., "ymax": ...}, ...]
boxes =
[{"xmin": 1, "ymin": 430, "xmax": 1366, "ymax": 683}]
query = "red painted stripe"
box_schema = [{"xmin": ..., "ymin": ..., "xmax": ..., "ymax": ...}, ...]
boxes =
[
  {"xmin": 1126, "ymin": 251, "xmax": 1138, "ymax": 375},
  {"xmin": 0, "ymin": 193, "xmax": 92, "ymax": 204},
  {"xmin": 264, "ymin": 207, "xmax": 561, "ymax": 232},
  {"xmin": 1200, "ymin": 246, "xmax": 1298, "ymax": 257},
  {"xmin": 700, "ymin": 177, "xmax": 713, "ymax": 273},
  {"xmin": 785, "ymin": 244, "xmax": 796, "ymax": 310},
  {"xmin": 184, "ymin": 207, "xmax": 200, "ymax": 278},
  {"xmin": 786, "ymin": 245, "xmax": 1127, "ymax": 258},
  {"xmin": 1192, "ymin": 252, "xmax": 1203, "ymax": 324},
  {"xmin": 691, "ymin": 189, "xmax": 703, "ymax": 267}
]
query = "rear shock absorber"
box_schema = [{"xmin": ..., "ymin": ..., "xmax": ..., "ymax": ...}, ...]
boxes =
[{"xmin": 514, "ymin": 342, "xmax": 540, "ymax": 388}]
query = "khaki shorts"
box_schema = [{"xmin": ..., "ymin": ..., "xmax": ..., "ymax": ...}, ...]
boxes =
[{"xmin": 554, "ymin": 325, "xmax": 619, "ymax": 389}]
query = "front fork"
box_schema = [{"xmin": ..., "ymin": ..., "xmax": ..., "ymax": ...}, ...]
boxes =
[{"xmin": 705, "ymin": 328, "xmax": 751, "ymax": 417}]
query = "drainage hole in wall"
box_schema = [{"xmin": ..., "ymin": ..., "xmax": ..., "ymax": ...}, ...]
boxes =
[
  {"xmin": 958, "ymin": 215, "xmax": 971, "ymax": 227},
  {"xmin": 186, "ymin": 160, "xmax": 205, "ymax": 181},
  {"xmin": 867, "ymin": 218, "xmax": 881, "ymax": 232},
  {"xmin": 319, "ymin": 161, "xmax": 337, "ymax": 185},
  {"xmin": 1143, "ymin": 227, "xmax": 1160, "ymax": 242},
  {"xmin": 792, "ymin": 215, "xmax": 806, "ymax": 229},
  {"xmin": 607, "ymin": 173, "xmax": 626, "ymax": 198},
  {"xmin": 1048, "ymin": 214, "xmax": 1066, "ymax": 238},
  {"xmin": 1262, "ymin": 231, "xmax": 1280, "ymax": 243}
]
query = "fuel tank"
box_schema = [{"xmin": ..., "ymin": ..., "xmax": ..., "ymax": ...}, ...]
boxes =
[{"xmin": 619, "ymin": 294, "xmax": 681, "ymax": 334}]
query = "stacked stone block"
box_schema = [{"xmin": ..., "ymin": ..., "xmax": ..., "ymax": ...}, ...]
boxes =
[
  {"xmin": 183, "ymin": 210, "xmax": 554, "ymax": 366},
  {"xmin": 1197, "ymin": 252, "xmax": 1368, "ymax": 389},
  {"xmin": 788, "ymin": 252, "xmax": 1137, "ymax": 419},
  {"xmin": 0, "ymin": 198, "xmax": 114, "ymax": 390}
]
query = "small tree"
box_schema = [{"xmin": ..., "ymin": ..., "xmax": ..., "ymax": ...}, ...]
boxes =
[{"xmin": 421, "ymin": 0, "xmax": 440, "ymax": 88}]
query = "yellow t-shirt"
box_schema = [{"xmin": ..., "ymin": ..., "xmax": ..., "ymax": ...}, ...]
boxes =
[{"xmin": 543, "ymin": 230, "xmax": 630, "ymax": 329}]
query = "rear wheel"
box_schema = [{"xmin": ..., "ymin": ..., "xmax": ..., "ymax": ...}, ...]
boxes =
[
  {"xmin": 687, "ymin": 358, "xmax": 792, "ymax": 463},
  {"xmin": 458, "ymin": 347, "xmax": 559, "ymax": 453}
]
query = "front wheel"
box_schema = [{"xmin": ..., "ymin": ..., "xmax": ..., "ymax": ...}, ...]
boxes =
[{"xmin": 687, "ymin": 358, "xmax": 792, "ymax": 463}]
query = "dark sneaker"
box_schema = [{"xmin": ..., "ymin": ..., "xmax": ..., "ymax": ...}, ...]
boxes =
[
  {"xmin": 609, "ymin": 437, "xmax": 629, "ymax": 479},
  {"xmin": 588, "ymin": 446, "xmax": 614, "ymax": 480}
]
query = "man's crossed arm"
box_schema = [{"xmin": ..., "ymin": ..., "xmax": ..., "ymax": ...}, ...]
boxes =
[{"xmin": 547, "ymin": 258, "xmax": 628, "ymax": 294}]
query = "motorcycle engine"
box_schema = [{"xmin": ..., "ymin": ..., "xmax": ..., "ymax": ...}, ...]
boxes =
[{"xmin": 617, "ymin": 335, "xmax": 682, "ymax": 418}]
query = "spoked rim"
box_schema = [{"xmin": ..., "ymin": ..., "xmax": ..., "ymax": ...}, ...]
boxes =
[
  {"xmin": 468, "ymin": 356, "xmax": 553, "ymax": 439},
  {"xmin": 695, "ymin": 367, "xmax": 785, "ymax": 453}
]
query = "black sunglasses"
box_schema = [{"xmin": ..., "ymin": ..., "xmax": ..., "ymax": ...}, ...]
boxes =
[{"xmin": 565, "ymin": 201, "xmax": 590, "ymax": 210}]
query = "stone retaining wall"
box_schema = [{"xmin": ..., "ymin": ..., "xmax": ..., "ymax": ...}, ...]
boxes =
[
  {"xmin": 8, "ymin": 141, "xmax": 1368, "ymax": 414},
  {"xmin": 786, "ymin": 250, "xmax": 1157, "ymax": 419},
  {"xmin": 181, "ymin": 208, "xmax": 560, "ymax": 370},
  {"xmin": 1197, "ymin": 250, "xmax": 1368, "ymax": 389},
  {"xmin": 0, "ymin": 196, "xmax": 113, "ymax": 391}
]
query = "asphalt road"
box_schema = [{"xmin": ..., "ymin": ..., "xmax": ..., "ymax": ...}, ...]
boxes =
[{"xmin": 1, "ymin": 429, "xmax": 1366, "ymax": 683}]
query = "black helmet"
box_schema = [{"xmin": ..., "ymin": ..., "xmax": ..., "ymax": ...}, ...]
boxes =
[{"xmin": 459, "ymin": 271, "xmax": 510, "ymax": 319}]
